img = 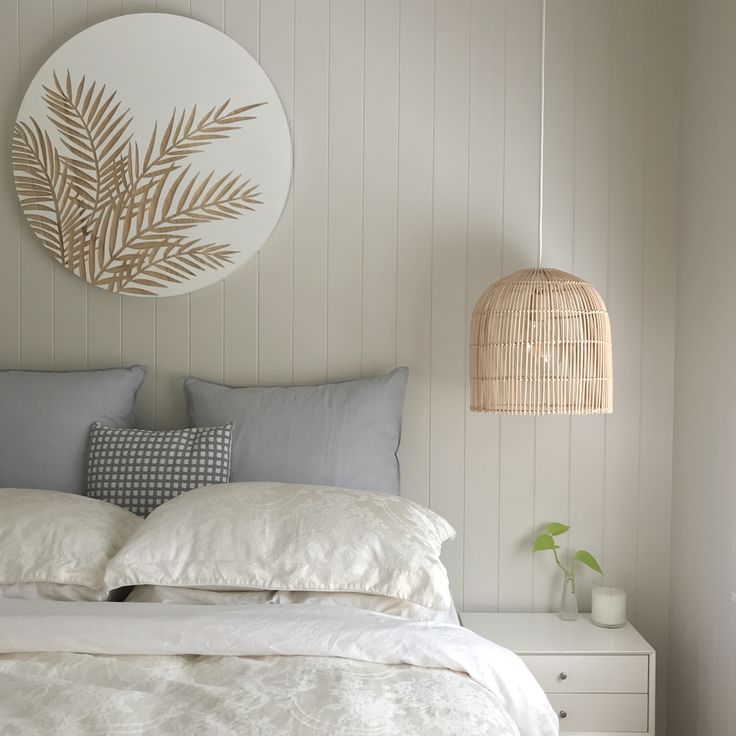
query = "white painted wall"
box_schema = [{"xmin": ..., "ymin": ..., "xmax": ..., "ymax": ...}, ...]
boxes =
[
  {"xmin": 0, "ymin": 0, "xmax": 678, "ymax": 728},
  {"xmin": 670, "ymin": 1, "xmax": 736, "ymax": 734}
]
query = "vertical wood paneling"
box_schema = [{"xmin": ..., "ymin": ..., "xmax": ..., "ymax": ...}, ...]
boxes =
[
  {"xmin": 638, "ymin": 2, "xmax": 677, "ymax": 732},
  {"xmin": 121, "ymin": 294, "xmax": 156, "ymax": 427},
  {"xmin": 292, "ymin": 0, "xmax": 328, "ymax": 384},
  {"xmin": 568, "ymin": 0, "xmax": 609, "ymax": 613},
  {"xmin": 326, "ymin": 0, "xmax": 363, "ymax": 381},
  {"xmin": 154, "ymin": 295, "xmax": 188, "ymax": 428},
  {"xmin": 87, "ymin": 289, "xmax": 122, "ymax": 368},
  {"xmin": 84, "ymin": 0, "xmax": 123, "ymax": 35},
  {"xmin": 361, "ymin": 0, "xmax": 399, "ymax": 376},
  {"xmin": 1, "ymin": 3, "xmax": 680, "ymax": 719},
  {"xmin": 0, "ymin": 0, "xmax": 19, "ymax": 368},
  {"xmin": 430, "ymin": 0, "xmax": 470, "ymax": 604},
  {"xmin": 258, "ymin": 0, "xmax": 294, "ymax": 385},
  {"xmin": 671, "ymin": 2, "xmax": 736, "ymax": 734},
  {"xmin": 498, "ymin": 0, "xmax": 541, "ymax": 611},
  {"xmin": 222, "ymin": 0, "xmax": 259, "ymax": 387},
  {"xmin": 18, "ymin": 0, "xmax": 54, "ymax": 369},
  {"xmin": 604, "ymin": 0, "xmax": 646, "ymax": 601},
  {"xmin": 395, "ymin": 0, "xmax": 434, "ymax": 509},
  {"xmin": 463, "ymin": 0, "xmax": 505, "ymax": 611},
  {"xmin": 118, "ymin": 0, "xmax": 152, "ymax": 12},
  {"xmin": 155, "ymin": 0, "xmax": 188, "ymax": 13},
  {"xmin": 84, "ymin": 1, "xmax": 123, "ymax": 33}
]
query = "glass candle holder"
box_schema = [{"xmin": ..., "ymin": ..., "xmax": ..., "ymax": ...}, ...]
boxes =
[{"xmin": 591, "ymin": 579, "xmax": 627, "ymax": 628}]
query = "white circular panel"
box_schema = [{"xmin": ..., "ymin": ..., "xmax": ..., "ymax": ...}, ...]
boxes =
[{"xmin": 13, "ymin": 14, "xmax": 291, "ymax": 296}]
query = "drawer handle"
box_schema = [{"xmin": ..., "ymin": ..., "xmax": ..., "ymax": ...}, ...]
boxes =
[
  {"xmin": 559, "ymin": 710, "xmax": 568, "ymax": 720},
  {"xmin": 559, "ymin": 672, "xmax": 568, "ymax": 681}
]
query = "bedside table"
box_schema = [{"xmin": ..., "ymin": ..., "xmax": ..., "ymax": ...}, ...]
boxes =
[{"xmin": 461, "ymin": 612, "xmax": 655, "ymax": 735}]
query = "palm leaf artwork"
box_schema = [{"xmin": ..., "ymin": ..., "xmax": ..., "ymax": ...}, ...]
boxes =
[{"xmin": 12, "ymin": 70, "xmax": 265, "ymax": 295}]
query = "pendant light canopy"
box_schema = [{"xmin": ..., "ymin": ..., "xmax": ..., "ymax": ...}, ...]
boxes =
[
  {"xmin": 469, "ymin": 0, "xmax": 613, "ymax": 415},
  {"xmin": 470, "ymin": 268, "xmax": 612, "ymax": 415}
]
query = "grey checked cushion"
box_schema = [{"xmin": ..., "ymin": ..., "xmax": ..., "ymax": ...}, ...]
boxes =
[{"xmin": 86, "ymin": 422, "xmax": 233, "ymax": 516}]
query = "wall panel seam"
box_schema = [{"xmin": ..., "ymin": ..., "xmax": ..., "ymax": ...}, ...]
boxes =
[
  {"xmin": 497, "ymin": 0, "xmax": 509, "ymax": 610},
  {"xmin": 601, "ymin": 0, "xmax": 612, "ymax": 570},
  {"xmin": 326, "ymin": 0, "xmax": 331, "ymax": 373},
  {"xmin": 359, "ymin": 0, "xmax": 366, "ymax": 377},
  {"xmin": 394, "ymin": 0, "xmax": 401, "ymax": 368},
  {"xmin": 427, "ymin": 0, "xmax": 436, "ymax": 512},
  {"xmin": 461, "ymin": 0, "xmax": 471, "ymax": 614}
]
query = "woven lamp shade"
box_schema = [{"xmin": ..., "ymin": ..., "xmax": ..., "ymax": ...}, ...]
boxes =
[{"xmin": 470, "ymin": 268, "xmax": 612, "ymax": 415}]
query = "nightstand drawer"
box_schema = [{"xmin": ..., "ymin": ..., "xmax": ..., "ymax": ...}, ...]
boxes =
[
  {"xmin": 547, "ymin": 693, "xmax": 649, "ymax": 732},
  {"xmin": 521, "ymin": 654, "xmax": 648, "ymax": 693}
]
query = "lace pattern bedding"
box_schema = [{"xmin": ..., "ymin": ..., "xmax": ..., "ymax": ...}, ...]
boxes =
[{"xmin": 0, "ymin": 599, "xmax": 558, "ymax": 736}]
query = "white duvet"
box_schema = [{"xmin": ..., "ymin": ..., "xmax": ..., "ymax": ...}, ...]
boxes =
[{"xmin": 0, "ymin": 599, "xmax": 558, "ymax": 736}]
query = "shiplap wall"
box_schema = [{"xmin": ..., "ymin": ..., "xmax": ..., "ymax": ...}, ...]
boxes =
[
  {"xmin": 0, "ymin": 0, "xmax": 678, "ymax": 725},
  {"xmin": 670, "ymin": 1, "xmax": 736, "ymax": 735}
]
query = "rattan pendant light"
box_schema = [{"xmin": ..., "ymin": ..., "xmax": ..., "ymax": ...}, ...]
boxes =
[{"xmin": 470, "ymin": 0, "xmax": 612, "ymax": 415}]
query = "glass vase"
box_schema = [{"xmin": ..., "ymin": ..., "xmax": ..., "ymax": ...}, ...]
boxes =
[{"xmin": 559, "ymin": 574, "xmax": 578, "ymax": 621}]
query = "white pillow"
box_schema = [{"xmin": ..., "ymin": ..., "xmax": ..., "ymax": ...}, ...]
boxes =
[
  {"xmin": 106, "ymin": 482, "xmax": 455, "ymax": 609},
  {"xmin": 125, "ymin": 585, "xmax": 459, "ymax": 623},
  {"xmin": 0, "ymin": 488, "xmax": 141, "ymax": 600}
]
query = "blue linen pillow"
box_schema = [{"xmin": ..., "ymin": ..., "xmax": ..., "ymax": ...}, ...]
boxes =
[
  {"xmin": 183, "ymin": 368, "xmax": 408, "ymax": 495},
  {"xmin": 0, "ymin": 366, "xmax": 146, "ymax": 492}
]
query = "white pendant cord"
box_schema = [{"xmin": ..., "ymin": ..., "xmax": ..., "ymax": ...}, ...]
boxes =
[{"xmin": 537, "ymin": 0, "xmax": 547, "ymax": 269}]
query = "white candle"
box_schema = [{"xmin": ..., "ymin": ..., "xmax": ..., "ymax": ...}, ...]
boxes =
[{"xmin": 591, "ymin": 584, "xmax": 627, "ymax": 628}]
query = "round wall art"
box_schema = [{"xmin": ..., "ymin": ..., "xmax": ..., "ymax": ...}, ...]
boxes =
[{"xmin": 12, "ymin": 13, "xmax": 291, "ymax": 297}]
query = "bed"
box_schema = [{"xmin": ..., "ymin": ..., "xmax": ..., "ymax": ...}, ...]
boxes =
[
  {"xmin": 0, "ymin": 482, "xmax": 557, "ymax": 735},
  {"xmin": 0, "ymin": 597, "xmax": 556, "ymax": 735},
  {"xmin": 0, "ymin": 367, "xmax": 557, "ymax": 735}
]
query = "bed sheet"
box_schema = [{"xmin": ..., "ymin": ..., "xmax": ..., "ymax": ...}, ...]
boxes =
[{"xmin": 0, "ymin": 599, "xmax": 557, "ymax": 736}]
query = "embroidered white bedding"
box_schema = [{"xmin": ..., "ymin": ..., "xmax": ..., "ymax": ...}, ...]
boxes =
[
  {"xmin": 104, "ymin": 482, "xmax": 456, "ymax": 609},
  {"xmin": 0, "ymin": 488, "xmax": 141, "ymax": 601},
  {"xmin": 0, "ymin": 599, "xmax": 558, "ymax": 736}
]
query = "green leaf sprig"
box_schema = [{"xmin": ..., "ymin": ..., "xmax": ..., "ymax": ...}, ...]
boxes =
[{"xmin": 532, "ymin": 522, "xmax": 603, "ymax": 593}]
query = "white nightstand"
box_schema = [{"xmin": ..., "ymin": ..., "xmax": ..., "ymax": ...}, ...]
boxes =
[{"xmin": 460, "ymin": 612, "xmax": 655, "ymax": 736}]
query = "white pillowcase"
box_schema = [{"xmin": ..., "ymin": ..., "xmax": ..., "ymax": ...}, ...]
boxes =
[
  {"xmin": 125, "ymin": 585, "xmax": 459, "ymax": 623},
  {"xmin": 106, "ymin": 482, "xmax": 455, "ymax": 609},
  {"xmin": 0, "ymin": 488, "xmax": 142, "ymax": 601}
]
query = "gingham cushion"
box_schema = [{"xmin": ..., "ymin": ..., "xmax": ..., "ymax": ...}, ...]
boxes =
[{"xmin": 86, "ymin": 422, "xmax": 232, "ymax": 516}]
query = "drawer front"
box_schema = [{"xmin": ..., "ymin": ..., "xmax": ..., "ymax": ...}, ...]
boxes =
[
  {"xmin": 521, "ymin": 654, "xmax": 648, "ymax": 693},
  {"xmin": 548, "ymin": 693, "xmax": 648, "ymax": 733}
]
